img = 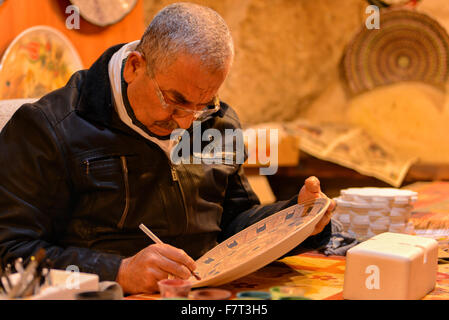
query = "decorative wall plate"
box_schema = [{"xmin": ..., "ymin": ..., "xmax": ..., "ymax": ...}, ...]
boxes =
[
  {"xmin": 189, "ymin": 197, "xmax": 331, "ymax": 287},
  {"xmin": 342, "ymin": 9, "xmax": 449, "ymax": 96},
  {"xmin": 0, "ymin": 26, "xmax": 83, "ymax": 99},
  {"xmin": 367, "ymin": 0, "xmax": 421, "ymax": 8},
  {"xmin": 70, "ymin": 0, "xmax": 137, "ymax": 27}
]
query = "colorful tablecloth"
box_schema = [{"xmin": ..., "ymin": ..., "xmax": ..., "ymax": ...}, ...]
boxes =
[
  {"xmin": 127, "ymin": 181, "xmax": 449, "ymax": 300},
  {"xmin": 126, "ymin": 251, "xmax": 449, "ymax": 300},
  {"xmin": 408, "ymin": 181, "xmax": 449, "ymax": 229}
]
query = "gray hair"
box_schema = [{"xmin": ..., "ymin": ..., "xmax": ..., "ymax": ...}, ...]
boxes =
[{"xmin": 136, "ymin": 2, "xmax": 234, "ymax": 76}]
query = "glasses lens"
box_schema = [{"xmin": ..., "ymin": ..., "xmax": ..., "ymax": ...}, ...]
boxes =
[
  {"xmin": 164, "ymin": 96, "xmax": 220, "ymax": 120},
  {"xmin": 172, "ymin": 107, "xmax": 194, "ymax": 118}
]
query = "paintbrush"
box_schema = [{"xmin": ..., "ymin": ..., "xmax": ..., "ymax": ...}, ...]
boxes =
[
  {"xmin": 139, "ymin": 223, "xmax": 201, "ymax": 280},
  {"xmin": 8, "ymin": 248, "xmax": 46, "ymax": 298},
  {"xmin": 3, "ymin": 264, "xmax": 13, "ymax": 293},
  {"xmin": 0, "ymin": 265, "xmax": 7, "ymax": 294}
]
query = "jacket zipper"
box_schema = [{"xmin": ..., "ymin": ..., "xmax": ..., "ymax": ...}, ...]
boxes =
[
  {"xmin": 170, "ymin": 163, "xmax": 189, "ymax": 235},
  {"xmin": 83, "ymin": 160, "xmax": 90, "ymax": 175},
  {"xmin": 117, "ymin": 156, "xmax": 130, "ymax": 229}
]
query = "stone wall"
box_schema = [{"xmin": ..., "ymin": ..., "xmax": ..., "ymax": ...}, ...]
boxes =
[
  {"xmin": 142, "ymin": 0, "xmax": 449, "ymax": 163},
  {"xmin": 143, "ymin": 0, "xmax": 367, "ymax": 125}
]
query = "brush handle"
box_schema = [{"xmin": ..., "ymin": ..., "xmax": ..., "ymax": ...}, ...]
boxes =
[
  {"xmin": 139, "ymin": 223, "xmax": 163, "ymax": 244},
  {"xmin": 138, "ymin": 223, "xmax": 201, "ymax": 280}
]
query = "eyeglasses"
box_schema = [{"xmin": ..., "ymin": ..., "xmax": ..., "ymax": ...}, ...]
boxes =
[{"xmin": 152, "ymin": 77, "xmax": 220, "ymax": 121}]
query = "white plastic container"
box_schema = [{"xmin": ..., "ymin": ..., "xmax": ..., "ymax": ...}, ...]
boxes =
[{"xmin": 343, "ymin": 232, "xmax": 438, "ymax": 300}]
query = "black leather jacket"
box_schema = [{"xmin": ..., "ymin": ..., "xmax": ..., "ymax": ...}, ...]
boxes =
[{"xmin": 0, "ymin": 44, "xmax": 330, "ymax": 281}]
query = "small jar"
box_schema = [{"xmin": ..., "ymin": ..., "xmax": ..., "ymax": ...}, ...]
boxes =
[
  {"xmin": 340, "ymin": 189, "xmax": 354, "ymax": 201},
  {"xmin": 350, "ymin": 201, "xmax": 371, "ymax": 241},
  {"xmin": 368, "ymin": 200, "xmax": 390, "ymax": 223},
  {"xmin": 350, "ymin": 201, "xmax": 370, "ymax": 221},
  {"xmin": 334, "ymin": 198, "xmax": 352, "ymax": 232},
  {"xmin": 332, "ymin": 197, "xmax": 343, "ymax": 219},
  {"xmin": 390, "ymin": 197, "xmax": 413, "ymax": 224},
  {"xmin": 389, "ymin": 222, "xmax": 406, "ymax": 233}
]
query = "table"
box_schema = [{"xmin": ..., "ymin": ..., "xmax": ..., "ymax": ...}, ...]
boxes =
[
  {"xmin": 126, "ymin": 251, "xmax": 449, "ymax": 300},
  {"xmin": 126, "ymin": 181, "xmax": 449, "ymax": 300}
]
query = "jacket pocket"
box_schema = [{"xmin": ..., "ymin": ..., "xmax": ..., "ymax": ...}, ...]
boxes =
[
  {"xmin": 117, "ymin": 156, "xmax": 130, "ymax": 229},
  {"xmin": 77, "ymin": 154, "xmax": 135, "ymax": 229}
]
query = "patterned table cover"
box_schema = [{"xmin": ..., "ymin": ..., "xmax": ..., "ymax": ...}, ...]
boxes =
[{"xmin": 127, "ymin": 181, "xmax": 449, "ymax": 300}]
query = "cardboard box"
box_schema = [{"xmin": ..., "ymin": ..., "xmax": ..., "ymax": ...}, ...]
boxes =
[
  {"xmin": 343, "ymin": 232, "xmax": 438, "ymax": 300},
  {"xmin": 244, "ymin": 132, "xmax": 300, "ymax": 168}
]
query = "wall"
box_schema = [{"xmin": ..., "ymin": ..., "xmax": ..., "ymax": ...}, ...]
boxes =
[
  {"xmin": 144, "ymin": 0, "xmax": 367, "ymax": 126},
  {"xmin": 0, "ymin": 0, "xmax": 145, "ymax": 68},
  {"xmin": 143, "ymin": 0, "xmax": 449, "ymax": 164},
  {"xmin": 1, "ymin": 0, "xmax": 448, "ymax": 163}
]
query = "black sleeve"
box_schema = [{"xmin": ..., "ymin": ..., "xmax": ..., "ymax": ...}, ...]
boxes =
[{"xmin": 0, "ymin": 104, "xmax": 123, "ymax": 281}]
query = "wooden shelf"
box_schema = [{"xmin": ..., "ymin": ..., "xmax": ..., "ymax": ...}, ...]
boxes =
[
  {"xmin": 244, "ymin": 154, "xmax": 449, "ymax": 200},
  {"xmin": 244, "ymin": 154, "xmax": 449, "ymax": 183}
]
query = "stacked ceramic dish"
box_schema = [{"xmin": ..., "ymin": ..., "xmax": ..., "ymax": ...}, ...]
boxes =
[{"xmin": 333, "ymin": 187, "xmax": 418, "ymax": 242}]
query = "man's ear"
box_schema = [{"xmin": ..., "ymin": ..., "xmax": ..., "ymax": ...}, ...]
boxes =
[{"xmin": 123, "ymin": 51, "xmax": 146, "ymax": 84}]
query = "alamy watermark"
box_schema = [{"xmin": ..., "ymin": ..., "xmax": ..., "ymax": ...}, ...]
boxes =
[
  {"xmin": 65, "ymin": 265, "xmax": 80, "ymax": 289},
  {"xmin": 65, "ymin": 5, "xmax": 80, "ymax": 30},
  {"xmin": 366, "ymin": 5, "xmax": 380, "ymax": 30},
  {"xmin": 169, "ymin": 121, "xmax": 279, "ymax": 175}
]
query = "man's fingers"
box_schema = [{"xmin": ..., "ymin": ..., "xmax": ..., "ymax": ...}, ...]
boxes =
[
  {"xmin": 298, "ymin": 176, "xmax": 322, "ymax": 203},
  {"xmin": 311, "ymin": 210, "xmax": 332, "ymax": 235},
  {"xmin": 148, "ymin": 267, "xmax": 169, "ymax": 282},
  {"xmin": 310, "ymin": 196, "xmax": 335, "ymax": 236},
  {"xmin": 153, "ymin": 244, "xmax": 196, "ymax": 273},
  {"xmin": 327, "ymin": 197, "xmax": 336, "ymax": 213},
  {"xmin": 305, "ymin": 176, "xmax": 321, "ymax": 194},
  {"xmin": 155, "ymin": 255, "xmax": 193, "ymax": 279}
]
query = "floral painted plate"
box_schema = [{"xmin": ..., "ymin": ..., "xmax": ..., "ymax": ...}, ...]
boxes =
[{"xmin": 0, "ymin": 26, "xmax": 83, "ymax": 99}]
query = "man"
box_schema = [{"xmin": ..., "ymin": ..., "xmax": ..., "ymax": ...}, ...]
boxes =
[{"xmin": 0, "ymin": 3, "xmax": 335, "ymax": 294}]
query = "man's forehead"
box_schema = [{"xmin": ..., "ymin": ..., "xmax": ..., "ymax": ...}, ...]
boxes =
[
  {"xmin": 155, "ymin": 54, "xmax": 228, "ymax": 103},
  {"xmin": 161, "ymin": 87, "xmax": 216, "ymax": 107}
]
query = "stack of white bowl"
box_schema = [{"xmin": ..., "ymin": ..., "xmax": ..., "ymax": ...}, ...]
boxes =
[{"xmin": 333, "ymin": 187, "xmax": 417, "ymax": 242}]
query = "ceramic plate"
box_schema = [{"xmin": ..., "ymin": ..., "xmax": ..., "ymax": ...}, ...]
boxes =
[
  {"xmin": 0, "ymin": 26, "xmax": 83, "ymax": 99},
  {"xmin": 70, "ymin": 0, "xmax": 137, "ymax": 27},
  {"xmin": 190, "ymin": 197, "xmax": 331, "ymax": 287}
]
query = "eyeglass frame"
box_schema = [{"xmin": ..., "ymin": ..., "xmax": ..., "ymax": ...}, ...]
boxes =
[{"xmin": 151, "ymin": 76, "xmax": 221, "ymax": 121}]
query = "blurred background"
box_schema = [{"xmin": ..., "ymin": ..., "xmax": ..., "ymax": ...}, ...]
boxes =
[{"xmin": 1, "ymin": 0, "xmax": 449, "ymax": 201}]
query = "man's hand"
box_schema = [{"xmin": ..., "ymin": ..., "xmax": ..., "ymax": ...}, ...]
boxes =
[
  {"xmin": 116, "ymin": 243, "xmax": 197, "ymax": 294},
  {"xmin": 297, "ymin": 176, "xmax": 336, "ymax": 236}
]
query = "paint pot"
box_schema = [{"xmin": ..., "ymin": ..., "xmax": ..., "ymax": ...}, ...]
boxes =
[
  {"xmin": 157, "ymin": 279, "xmax": 192, "ymax": 298},
  {"xmin": 277, "ymin": 296, "xmax": 311, "ymax": 300},
  {"xmin": 236, "ymin": 291, "xmax": 271, "ymax": 300},
  {"xmin": 269, "ymin": 286, "xmax": 306, "ymax": 300},
  {"xmin": 75, "ymin": 290, "xmax": 118, "ymax": 300},
  {"xmin": 189, "ymin": 288, "xmax": 232, "ymax": 300}
]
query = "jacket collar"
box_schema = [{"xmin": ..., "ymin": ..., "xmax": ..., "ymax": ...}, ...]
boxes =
[{"xmin": 75, "ymin": 44, "xmax": 126, "ymax": 127}]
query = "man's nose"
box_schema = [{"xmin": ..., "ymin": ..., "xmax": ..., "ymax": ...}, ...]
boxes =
[{"xmin": 174, "ymin": 115, "xmax": 195, "ymax": 129}]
